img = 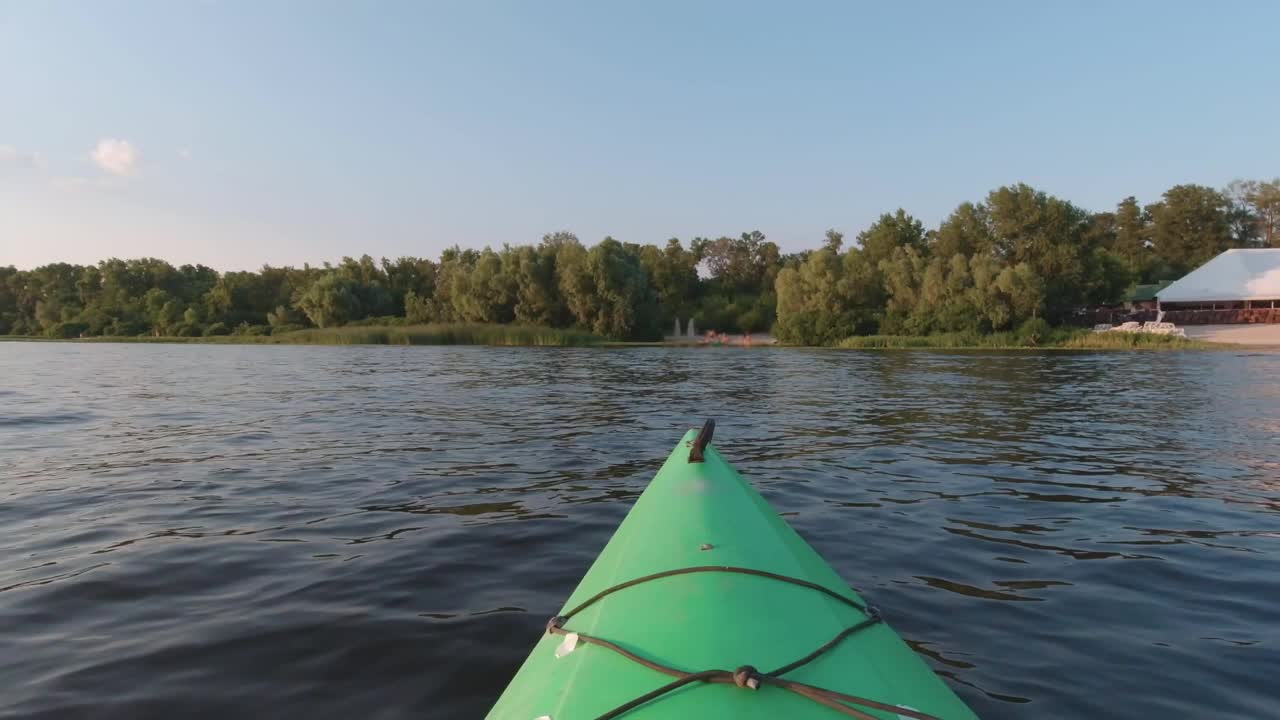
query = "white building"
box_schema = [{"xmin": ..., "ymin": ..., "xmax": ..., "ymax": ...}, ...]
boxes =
[{"xmin": 1158, "ymin": 248, "xmax": 1280, "ymax": 314}]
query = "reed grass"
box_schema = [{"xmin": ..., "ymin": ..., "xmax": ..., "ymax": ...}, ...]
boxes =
[
  {"xmin": 4, "ymin": 324, "xmax": 601, "ymax": 346},
  {"xmin": 271, "ymin": 323, "xmax": 600, "ymax": 346}
]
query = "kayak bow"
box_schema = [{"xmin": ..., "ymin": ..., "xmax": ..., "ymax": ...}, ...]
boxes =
[{"xmin": 488, "ymin": 421, "xmax": 979, "ymax": 719}]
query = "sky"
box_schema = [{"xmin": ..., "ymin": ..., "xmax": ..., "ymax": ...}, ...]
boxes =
[{"xmin": 2, "ymin": 1, "xmax": 1278, "ymax": 271}]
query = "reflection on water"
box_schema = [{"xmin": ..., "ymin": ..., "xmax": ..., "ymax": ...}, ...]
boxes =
[{"xmin": 1, "ymin": 344, "xmax": 1278, "ymax": 719}]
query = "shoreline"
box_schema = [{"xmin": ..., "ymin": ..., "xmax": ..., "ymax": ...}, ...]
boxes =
[{"xmin": 1, "ymin": 325, "xmax": 1244, "ymax": 350}]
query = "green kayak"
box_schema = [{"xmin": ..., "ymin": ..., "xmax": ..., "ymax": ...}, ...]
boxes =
[{"xmin": 488, "ymin": 422, "xmax": 979, "ymax": 720}]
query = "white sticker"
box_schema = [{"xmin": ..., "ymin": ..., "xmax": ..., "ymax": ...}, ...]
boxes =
[{"xmin": 554, "ymin": 632, "xmax": 579, "ymax": 658}]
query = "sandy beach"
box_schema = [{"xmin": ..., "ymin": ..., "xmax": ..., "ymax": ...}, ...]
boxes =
[{"xmin": 1183, "ymin": 324, "xmax": 1280, "ymax": 346}]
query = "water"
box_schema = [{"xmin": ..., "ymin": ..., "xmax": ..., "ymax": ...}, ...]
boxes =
[{"xmin": 2, "ymin": 344, "xmax": 1278, "ymax": 719}]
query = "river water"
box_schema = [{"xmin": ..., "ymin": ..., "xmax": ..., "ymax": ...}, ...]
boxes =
[{"xmin": 1, "ymin": 344, "xmax": 1278, "ymax": 719}]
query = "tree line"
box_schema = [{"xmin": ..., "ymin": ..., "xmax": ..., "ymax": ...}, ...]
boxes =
[{"xmin": 3, "ymin": 179, "xmax": 1276, "ymax": 344}]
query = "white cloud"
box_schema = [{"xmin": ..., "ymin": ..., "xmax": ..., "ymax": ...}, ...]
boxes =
[
  {"xmin": 0, "ymin": 145, "xmax": 43, "ymax": 172},
  {"xmin": 177, "ymin": 147, "xmax": 192, "ymax": 160},
  {"xmin": 91, "ymin": 138, "xmax": 139, "ymax": 176}
]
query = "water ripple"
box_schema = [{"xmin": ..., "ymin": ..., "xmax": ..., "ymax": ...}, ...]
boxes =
[{"xmin": 1, "ymin": 344, "xmax": 1278, "ymax": 719}]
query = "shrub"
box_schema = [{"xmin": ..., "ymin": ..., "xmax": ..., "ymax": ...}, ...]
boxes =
[
  {"xmin": 346, "ymin": 315, "xmax": 407, "ymax": 327},
  {"xmin": 232, "ymin": 323, "xmax": 270, "ymax": 336},
  {"xmin": 1016, "ymin": 317, "xmax": 1052, "ymax": 345},
  {"xmin": 46, "ymin": 322, "xmax": 89, "ymax": 339},
  {"xmin": 107, "ymin": 319, "xmax": 148, "ymax": 336}
]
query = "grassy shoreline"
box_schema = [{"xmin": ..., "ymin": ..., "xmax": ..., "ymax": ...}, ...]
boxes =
[
  {"xmin": 1, "ymin": 324, "xmax": 1231, "ymax": 349},
  {"xmin": 1, "ymin": 324, "xmax": 602, "ymax": 347}
]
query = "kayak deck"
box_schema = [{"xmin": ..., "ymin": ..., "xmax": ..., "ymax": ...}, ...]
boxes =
[{"xmin": 488, "ymin": 425, "xmax": 978, "ymax": 719}]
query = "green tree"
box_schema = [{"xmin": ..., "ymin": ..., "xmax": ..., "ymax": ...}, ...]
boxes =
[
  {"xmin": 822, "ymin": 229, "xmax": 843, "ymax": 253},
  {"xmin": 968, "ymin": 254, "xmax": 1012, "ymax": 330},
  {"xmin": 404, "ymin": 290, "xmax": 433, "ymax": 324},
  {"xmin": 985, "ymin": 184, "xmax": 1093, "ymax": 321},
  {"xmin": 1223, "ymin": 181, "xmax": 1261, "ymax": 249},
  {"xmin": 295, "ymin": 272, "xmax": 361, "ymax": 327},
  {"xmin": 334, "ymin": 255, "xmax": 394, "ymax": 317},
  {"xmin": 856, "ymin": 209, "xmax": 926, "ymax": 267},
  {"xmin": 1254, "ymin": 180, "xmax": 1280, "ymax": 248},
  {"xmin": 1229, "ymin": 179, "xmax": 1280, "ymax": 248},
  {"xmin": 553, "ymin": 238, "xmax": 590, "ymax": 325},
  {"xmin": 774, "ymin": 245, "xmax": 881, "ymax": 344},
  {"xmin": 880, "ymin": 249, "xmax": 985, "ymax": 335},
  {"xmin": 143, "ymin": 288, "xmax": 186, "ymax": 335},
  {"xmin": 0, "ymin": 267, "xmax": 19, "ymax": 334},
  {"xmin": 266, "ymin": 303, "xmax": 306, "ymax": 329},
  {"xmin": 996, "ymin": 262, "xmax": 1045, "ymax": 322},
  {"xmin": 924, "ymin": 254, "xmax": 982, "ymax": 332},
  {"xmin": 445, "ymin": 248, "xmax": 515, "ymax": 324},
  {"xmin": 1112, "ymin": 197, "xmax": 1151, "ymax": 279},
  {"xmin": 381, "ymin": 256, "xmax": 437, "ymax": 316},
  {"xmin": 930, "ymin": 202, "xmax": 993, "ymax": 259},
  {"xmin": 638, "ymin": 238, "xmax": 700, "ymax": 327},
  {"xmin": 691, "ymin": 231, "xmax": 781, "ymax": 332},
  {"xmin": 878, "ymin": 245, "xmax": 929, "ymax": 335},
  {"xmin": 1, "ymin": 177, "xmax": 1270, "ymax": 342},
  {"xmin": 508, "ymin": 245, "xmax": 560, "ymax": 325},
  {"xmin": 559, "ymin": 237, "xmax": 660, "ymax": 340},
  {"xmin": 1146, "ymin": 184, "xmax": 1234, "ymax": 275}
]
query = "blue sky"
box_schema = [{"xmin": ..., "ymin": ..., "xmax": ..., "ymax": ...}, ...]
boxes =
[{"xmin": 2, "ymin": 1, "xmax": 1277, "ymax": 270}]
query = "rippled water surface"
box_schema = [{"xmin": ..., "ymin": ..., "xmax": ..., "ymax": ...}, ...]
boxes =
[{"xmin": 3, "ymin": 344, "xmax": 1279, "ymax": 719}]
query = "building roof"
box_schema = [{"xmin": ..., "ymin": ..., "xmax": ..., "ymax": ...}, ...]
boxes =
[{"xmin": 1158, "ymin": 248, "xmax": 1280, "ymax": 303}]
